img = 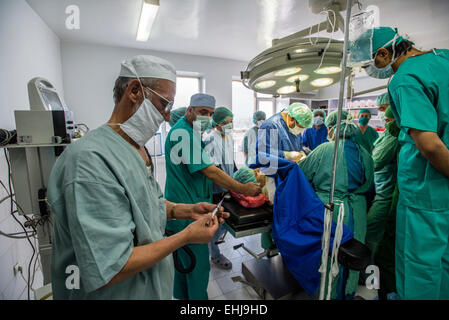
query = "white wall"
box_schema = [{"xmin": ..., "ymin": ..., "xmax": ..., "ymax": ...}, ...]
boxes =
[
  {"xmin": 0, "ymin": 0, "xmax": 64, "ymax": 299},
  {"xmin": 60, "ymin": 41, "xmax": 247, "ymax": 130}
]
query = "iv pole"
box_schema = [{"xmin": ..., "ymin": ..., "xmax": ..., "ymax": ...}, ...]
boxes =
[{"xmin": 318, "ymin": 0, "xmax": 353, "ymax": 300}]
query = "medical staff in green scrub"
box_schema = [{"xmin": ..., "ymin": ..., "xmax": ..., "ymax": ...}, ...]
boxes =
[
  {"xmin": 355, "ymin": 109, "xmax": 379, "ymax": 154},
  {"xmin": 47, "ymin": 55, "xmax": 229, "ymax": 299},
  {"xmin": 351, "ymin": 26, "xmax": 449, "ymax": 300},
  {"xmin": 165, "ymin": 93, "xmax": 261, "ymax": 300},
  {"xmin": 299, "ymin": 110, "xmax": 374, "ymax": 299},
  {"xmin": 242, "ymin": 111, "xmax": 266, "ymax": 165},
  {"xmin": 366, "ymin": 107, "xmax": 400, "ymax": 254}
]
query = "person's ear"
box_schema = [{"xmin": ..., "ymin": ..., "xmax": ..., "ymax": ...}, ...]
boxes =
[
  {"xmin": 377, "ymin": 48, "xmax": 392, "ymax": 63},
  {"xmin": 127, "ymin": 79, "xmax": 143, "ymax": 104}
]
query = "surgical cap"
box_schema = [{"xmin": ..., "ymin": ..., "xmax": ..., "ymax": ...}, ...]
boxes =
[
  {"xmin": 253, "ymin": 111, "xmax": 266, "ymax": 124},
  {"xmin": 376, "ymin": 92, "xmax": 390, "ymax": 106},
  {"xmin": 313, "ymin": 109, "xmax": 326, "ymax": 121},
  {"xmin": 384, "ymin": 106, "xmax": 395, "ymax": 119},
  {"xmin": 190, "ymin": 93, "xmax": 216, "ymax": 108},
  {"xmin": 119, "ymin": 55, "xmax": 177, "ymax": 83},
  {"xmin": 325, "ymin": 110, "xmax": 357, "ymax": 138},
  {"xmin": 371, "ymin": 27, "xmax": 405, "ymax": 55},
  {"xmin": 288, "ymin": 103, "xmax": 313, "ymax": 128},
  {"xmin": 359, "ymin": 109, "xmax": 371, "ymax": 115},
  {"xmin": 212, "ymin": 107, "xmax": 233, "ymax": 127},
  {"xmin": 233, "ymin": 167, "xmax": 257, "ymax": 184},
  {"xmin": 169, "ymin": 107, "xmax": 187, "ymax": 127}
]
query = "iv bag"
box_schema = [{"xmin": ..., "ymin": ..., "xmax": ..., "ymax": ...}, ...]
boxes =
[{"xmin": 347, "ymin": 9, "xmax": 376, "ymax": 67}]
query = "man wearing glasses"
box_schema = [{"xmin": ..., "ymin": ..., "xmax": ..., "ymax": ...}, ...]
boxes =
[{"xmin": 47, "ymin": 55, "xmax": 229, "ymax": 299}]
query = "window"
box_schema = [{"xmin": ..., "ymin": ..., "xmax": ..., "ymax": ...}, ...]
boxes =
[
  {"xmin": 172, "ymin": 76, "xmax": 201, "ymax": 110},
  {"xmin": 256, "ymin": 92, "xmax": 275, "ymax": 119},
  {"xmin": 232, "ymin": 80, "xmax": 256, "ymax": 129}
]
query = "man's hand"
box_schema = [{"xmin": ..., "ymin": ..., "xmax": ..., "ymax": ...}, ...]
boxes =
[
  {"xmin": 240, "ymin": 182, "xmax": 261, "ymax": 197},
  {"xmin": 184, "ymin": 214, "xmax": 219, "ymax": 244},
  {"xmin": 191, "ymin": 202, "xmax": 230, "ymax": 224}
]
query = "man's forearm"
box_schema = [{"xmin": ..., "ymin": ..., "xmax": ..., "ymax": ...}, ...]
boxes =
[
  {"xmin": 411, "ymin": 130, "xmax": 449, "ymax": 178},
  {"xmin": 165, "ymin": 201, "xmax": 194, "ymax": 220},
  {"xmin": 101, "ymin": 230, "xmax": 189, "ymax": 289},
  {"xmin": 201, "ymin": 165, "xmax": 244, "ymax": 193}
]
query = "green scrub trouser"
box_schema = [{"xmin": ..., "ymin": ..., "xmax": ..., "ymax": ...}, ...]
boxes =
[
  {"xmin": 261, "ymin": 232, "xmax": 274, "ymax": 250},
  {"xmin": 373, "ymin": 185, "xmax": 398, "ymax": 300},
  {"xmin": 366, "ymin": 195, "xmax": 393, "ymax": 263},
  {"xmin": 395, "ymin": 203, "xmax": 449, "ymax": 300},
  {"xmin": 168, "ymin": 220, "xmax": 210, "ymax": 300}
]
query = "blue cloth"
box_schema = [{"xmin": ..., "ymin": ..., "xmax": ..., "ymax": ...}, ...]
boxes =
[
  {"xmin": 302, "ymin": 126, "xmax": 328, "ymax": 151},
  {"xmin": 256, "ymin": 113, "xmax": 303, "ymax": 161},
  {"xmin": 250, "ymin": 154, "xmax": 353, "ymax": 297}
]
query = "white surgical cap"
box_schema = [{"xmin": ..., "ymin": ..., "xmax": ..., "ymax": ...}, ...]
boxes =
[{"xmin": 119, "ymin": 55, "xmax": 177, "ymax": 83}]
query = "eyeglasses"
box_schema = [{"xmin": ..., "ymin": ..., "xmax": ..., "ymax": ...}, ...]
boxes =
[{"xmin": 143, "ymin": 86, "xmax": 174, "ymax": 112}]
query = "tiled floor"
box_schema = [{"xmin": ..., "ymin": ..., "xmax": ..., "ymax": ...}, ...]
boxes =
[
  {"xmin": 206, "ymin": 232, "xmax": 379, "ymax": 301},
  {"xmin": 207, "ymin": 232, "xmax": 263, "ymax": 300}
]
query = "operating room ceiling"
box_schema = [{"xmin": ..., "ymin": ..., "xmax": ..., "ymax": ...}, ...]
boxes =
[{"xmin": 26, "ymin": 0, "xmax": 449, "ymax": 62}]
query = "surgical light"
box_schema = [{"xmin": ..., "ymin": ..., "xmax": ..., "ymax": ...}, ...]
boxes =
[
  {"xmin": 311, "ymin": 78, "xmax": 334, "ymax": 87},
  {"xmin": 314, "ymin": 66, "xmax": 342, "ymax": 74},
  {"xmin": 255, "ymin": 80, "xmax": 276, "ymax": 89},
  {"xmin": 274, "ymin": 67, "xmax": 301, "ymax": 77},
  {"xmin": 136, "ymin": 0, "xmax": 160, "ymax": 42},
  {"xmin": 287, "ymin": 74, "xmax": 310, "ymax": 82},
  {"xmin": 277, "ymin": 86, "xmax": 297, "ymax": 95}
]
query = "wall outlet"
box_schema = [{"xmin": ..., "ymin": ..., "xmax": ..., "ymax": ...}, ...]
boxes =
[{"xmin": 13, "ymin": 263, "xmax": 22, "ymax": 277}]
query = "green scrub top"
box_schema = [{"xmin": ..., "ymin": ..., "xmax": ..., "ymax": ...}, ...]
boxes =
[
  {"xmin": 354, "ymin": 125, "xmax": 379, "ymax": 155},
  {"xmin": 299, "ymin": 139, "xmax": 374, "ymax": 298},
  {"xmin": 388, "ymin": 49, "xmax": 449, "ymax": 211},
  {"xmin": 164, "ymin": 117, "xmax": 213, "ymax": 300},
  {"xmin": 48, "ymin": 125, "xmax": 173, "ymax": 300},
  {"xmin": 372, "ymin": 130, "xmax": 400, "ymax": 198},
  {"xmin": 241, "ymin": 126, "xmax": 258, "ymax": 165}
]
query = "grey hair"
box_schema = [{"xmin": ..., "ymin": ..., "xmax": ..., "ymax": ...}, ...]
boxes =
[{"xmin": 113, "ymin": 77, "xmax": 160, "ymax": 105}]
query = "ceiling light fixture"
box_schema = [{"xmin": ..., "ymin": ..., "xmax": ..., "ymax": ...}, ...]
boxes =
[
  {"xmin": 136, "ymin": 0, "xmax": 160, "ymax": 42},
  {"xmin": 286, "ymin": 74, "xmax": 310, "ymax": 82},
  {"xmin": 255, "ymin": 80, "xmax": 276, "ymax": 89},
  {"xmin": 274, "ymin": 67, "xmax": 302, "ymax": 77},
  {"xmin": 311, "ymin": 78, "xmax": 334, "ymax": 87},
  {"xmin": 277, "ymin": 86, "xmax": 297, "ymax": 95},
  {"xmin": 314, "ymin": 66, "xmax": 342, "ymax": 74}
]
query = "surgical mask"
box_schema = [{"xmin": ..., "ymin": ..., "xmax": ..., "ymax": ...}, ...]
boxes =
[
  {"xmin": 365, "ymin": 63, "xmax": 394, "ymax": 79},
  {"xmin": 108, "ymin": 90, "xmax": 164, "ymax": 147},
  {"xmin": 194, "ymin": 115, "xmax": 211, "ymax": 131},
  {"xmin": 386, "ymin": 121, "xmax": 400, "ymax": 137},
  {"xmin": 289, "ymin": 125, "xmax": 305, "ymax": 136},
  {"xmin": 365, "ymin": 34, "xmax": 401, "ymax": 79},
  {"xmin": 359, "ymin": 117, "xmax": 370, "ymax": 126},
  {"xmin": 314, "ymin": 116, "xmax": 324, "ymax": 126},
  {"xmin": 256, "ymin": 120, "xmax": 264, "ymax": 128},
  {"xmin": 221, "ymin": 123, "xmax": 233, "ymax": 131}
]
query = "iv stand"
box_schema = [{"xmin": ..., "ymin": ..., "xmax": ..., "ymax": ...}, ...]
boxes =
[{"xmin": 318, "ymin": 0, "xmax": 353, "ymax": 300}]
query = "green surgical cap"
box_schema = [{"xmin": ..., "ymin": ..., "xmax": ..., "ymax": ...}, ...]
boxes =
[
  {"xmin": 288, "ymin": 103, "xmax": 313, "ymax": 128},
  {"xmin": 371, "ymin": 27, "xmax": 404, "ymax": 55},
  {"xmin": 212, "ymin": 107, "xmax": 233, "ymax": 127},
  {"xmin": 253, "ymin": 111, "xmax": 266, "ymax": 124},
  {"xmin": 376, "ymin": 92, "xmax": 390, "ymax": 106},
  {"xmin": 385, "ymin": 106, "xmax": 395, "ymax": 119},
  {"xmin": 325, "ymin": 110, "xmax": 357, "ymax": 138},
  {"xmin": 313, "ymin": 109, "xmax": 326, "ymax": 121},
  {"xmin": 359, "ymin": 108, "xmax": 371, "ymax": 115},
  {"xmin": 169, "ymin": 107, "xmax": 187, "ymax": 127},
  {"xmin": 325, "ymin": 110, "xmax": 350, "ymax": 128},
  {"xmin": 233, "ymin": 166, "xmax": 257, "ymax": 184}
]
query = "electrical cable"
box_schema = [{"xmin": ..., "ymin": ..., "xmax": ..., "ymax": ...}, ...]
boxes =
[{"xmin": 3, "ymin": 149, "xmax": 36, "ymax": 300}]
